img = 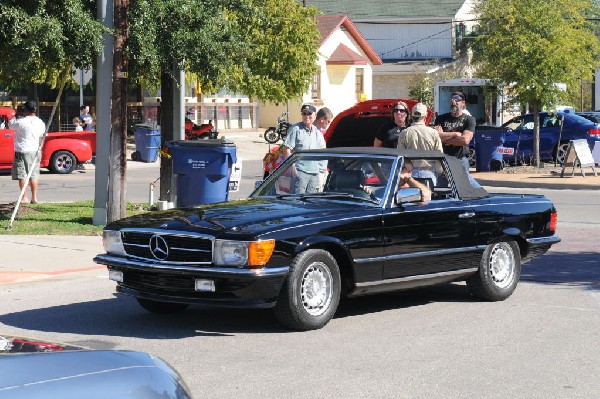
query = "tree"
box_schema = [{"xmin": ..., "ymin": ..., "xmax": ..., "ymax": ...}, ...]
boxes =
[
  {"xmin": 1, "ymin": 0, "xmax": 320, "ymax": 223},
  {"xmin": 471, "ymin": 0, "xmax": 600, "ymax": 165},
  {"xmin": 126, "ymin": 0, "xmax": 320, "ymax": 203},
  {"xmin": 0, "ymin": 1, "xmax": 107, "ymax": 88}
]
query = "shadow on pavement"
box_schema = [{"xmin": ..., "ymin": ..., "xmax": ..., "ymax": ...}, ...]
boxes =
[{"xmin": 1, "ymin": 251, "xmax": 597, "ymax": 337}]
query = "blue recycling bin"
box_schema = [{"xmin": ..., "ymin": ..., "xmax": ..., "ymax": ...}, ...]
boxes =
[
  {"xmin": 167, "ymin": 139, "xmax": 237, "ymax": 207},
  {"xmin": 133, "ymin": 124, "xmax": 161, "ymax": 162},
  {"xmin": 475, "ymin": 130, "xmax": 505, "ymax": 172}
]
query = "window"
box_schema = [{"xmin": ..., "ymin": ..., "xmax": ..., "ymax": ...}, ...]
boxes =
[
  {"xmin": 355, "ymin": 69, "xmax": 364, "ymax": 102},
  {"xmin": 311, "ymin": 73, "xmax": 321, "ymax": 99}
]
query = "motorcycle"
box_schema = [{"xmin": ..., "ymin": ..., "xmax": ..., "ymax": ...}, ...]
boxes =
[
  {"xmin": 185, "ymin": 118, "xmax": 219, "ymax": 140},
  {"xmin": 264, "ymin": 111, "xmax": 291, "ymax": 144}
]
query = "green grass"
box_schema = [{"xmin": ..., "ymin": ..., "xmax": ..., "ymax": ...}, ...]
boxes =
[{"xmin": 0, "ymin": 200, "xmax": 148, "ymax": 235}]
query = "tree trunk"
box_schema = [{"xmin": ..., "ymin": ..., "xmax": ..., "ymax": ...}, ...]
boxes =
[
  {"xmin": 107, "ymin": 0, "xmax": 129, "ymax": 222},
  {"xmin": 532, "ymin": 100, "xmax": 541, "ymax": 167},
  {"xmin": 159, "ymin": 71, "xmax": 174, "ymax": 201}
]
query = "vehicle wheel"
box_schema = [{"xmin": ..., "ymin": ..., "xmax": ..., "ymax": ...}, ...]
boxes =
[
  {"xmin": 131, "ymin": 151, "xmax": 141, "ymax": 161},
  {"xmin": 466, "ymin": 240, "xmax": 521, "ymax": 301},
  {"xmin": 468, "ymin": 147, "xmax": 476, "ymax": 168},
  {"xmin": 137, "ymin": 298, "xmax": 189, "ymax": 314},
  {"xmin": 554, "ymin": 141, "xmax": 570, "ymax": 164},
  {"xmin": 264, "ymin": 128, "xmax": 280, "ymax": 144},
  {"xmin": 49, "ymin": 150, "xmax": 77, "ymax": 174},
  {"xmin": 274, "ymin": 249, "xmax": 341, "ymax": 331}
]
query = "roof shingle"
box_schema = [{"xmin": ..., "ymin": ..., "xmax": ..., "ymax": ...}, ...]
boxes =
[{"xmin": 305, "ymin": 0, "xmax": 467, "ymax": 19}]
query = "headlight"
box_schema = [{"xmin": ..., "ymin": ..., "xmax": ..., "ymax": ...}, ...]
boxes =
[
  {"xmin": 214, "ymin": 239, "xmax": 275, "ymax": 268},
  {"xmin": 214, "ymin": 240, "xmax": 247, "ymax": 266},
  {"xmin": 103, "ymin": 230, "xmax": 125, "ymax": 256}
]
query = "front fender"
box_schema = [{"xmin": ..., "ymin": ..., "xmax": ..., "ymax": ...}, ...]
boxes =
[{"xmin": 295, "ymin": 235, "xmax": 348, "ymax": 255}]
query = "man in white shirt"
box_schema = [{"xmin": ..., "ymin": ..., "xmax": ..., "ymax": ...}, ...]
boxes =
[{"xmin": 8, "ymin": 100, "xmax": 45, "ymax": 204}]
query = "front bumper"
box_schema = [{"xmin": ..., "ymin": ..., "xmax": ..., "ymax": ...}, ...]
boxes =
[{"xmin": 94, "ymin": 254, "xmax": 289, "ymax": 307}]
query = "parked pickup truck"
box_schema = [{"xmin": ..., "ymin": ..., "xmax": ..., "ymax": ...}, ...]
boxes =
[{"xmin": 0, "ymin": 106, "xmax": 96, "ymax": 174}]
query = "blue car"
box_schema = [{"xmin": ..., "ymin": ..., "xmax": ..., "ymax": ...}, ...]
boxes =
[{"xmin": 472, "ymin": 111, "xmax": 600, "ymax": 166}]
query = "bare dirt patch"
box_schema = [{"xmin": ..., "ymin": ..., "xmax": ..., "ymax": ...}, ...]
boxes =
[{"xmin": 0, "ymin": 203, "xmax": 41, "ymax": 219}]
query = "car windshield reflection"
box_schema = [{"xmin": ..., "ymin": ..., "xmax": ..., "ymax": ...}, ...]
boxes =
[{"xmin": 252, "ymin": 153, "xmax": 396, "ymax": 205}]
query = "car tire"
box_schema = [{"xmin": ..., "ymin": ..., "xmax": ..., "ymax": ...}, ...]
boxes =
[
  {"xmin": 554, "ymin": 141, "xmax": 570, "ymax": 165},
  {"xmin": 274, "ymin": 249, "xmax": 341, "ymax": 331},
  {"xmin": 137, "ymin": 298, "xmax": 189, "ymax": 314},
  {"xmin": 467, "ymin": 240, "xmax": 521, "ymax": 301},
  {"xmin": 131, "ymin": 151, "xmax": 141, "ymax": 162},
  {"xmin": 49, "ymin": 150, "xmax": 77, "ymax": 174},
  {"xmin": 264, "ymin": 128, "xmax": 280, "ymax": 144}
]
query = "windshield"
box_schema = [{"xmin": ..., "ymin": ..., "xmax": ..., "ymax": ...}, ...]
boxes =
[{"xmin": 252, "ymin": 153, "xmax": 396, "ymax": 206}]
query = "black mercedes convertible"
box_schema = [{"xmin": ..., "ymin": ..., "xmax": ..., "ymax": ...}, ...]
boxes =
[{"xmin": 94, "ymin": 148, "xmax": 560, "ymax": 330}]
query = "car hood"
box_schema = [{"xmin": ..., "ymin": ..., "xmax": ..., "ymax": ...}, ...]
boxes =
[
  {"xmin": 109, "ymin": 198, "xmax": 375, "ymax": 238},
  {"xmin": 0, "ymin": 350, "xmax": 191, "ymax": 399}
]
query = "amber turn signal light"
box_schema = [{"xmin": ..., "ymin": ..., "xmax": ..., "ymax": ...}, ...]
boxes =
[{"xmin": 248, "ymin": 240, "xmax": 275, "ymax": 267}]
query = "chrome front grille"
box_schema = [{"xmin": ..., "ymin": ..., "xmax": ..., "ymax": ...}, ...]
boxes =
[{"xmin": 121, "ymin": 230, "xmax": 213, "ymax": 264}]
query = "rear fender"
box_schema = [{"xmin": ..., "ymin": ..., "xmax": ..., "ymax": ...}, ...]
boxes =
[{"xmin": 41, "ymin": 138, "xmax": 93, "ymax": 166}]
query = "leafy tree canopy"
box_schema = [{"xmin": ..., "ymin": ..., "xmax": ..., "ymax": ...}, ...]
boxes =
[
  {"xmin": 471, "ymin": 0, "xmax": 600, "ymax": 109},
  {"xmin": 126, "ymin": 0, "xmax": 320, "ymax": 102},
  {"xmin": 0, "ymin": 0, "xmax": 107, "ymax": 88}
]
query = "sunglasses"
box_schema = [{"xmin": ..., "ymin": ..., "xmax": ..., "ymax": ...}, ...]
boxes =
[
  {"xmin": 301, "ymin": 112, "xmax": 314, "ymax": 116},
  {"xmin": 393, "ymin": 109, "xmax": 407, "ymax": 113},
  {"xmin": 451, "ymin": 97, "xmax": 464, "ymax": 102}
]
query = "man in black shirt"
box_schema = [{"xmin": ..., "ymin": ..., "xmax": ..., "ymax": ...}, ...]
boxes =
[{"xmin": 434, "ymin": 91, "xmax": 480, "ymax": 187}]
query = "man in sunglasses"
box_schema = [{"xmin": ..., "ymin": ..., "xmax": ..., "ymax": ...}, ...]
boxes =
[
  {"xmin": 434, "ymin": 91, "xmax": 481, "ymax": 187},
  {"xmin": 283, "ymin": 104, "xmax": 326, "ymax": 193}
]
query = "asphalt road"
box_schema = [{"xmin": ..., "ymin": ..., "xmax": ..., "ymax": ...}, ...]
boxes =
[{"xmin": 0, "ymin": 188, "xmax": 599, "ymax": 398}]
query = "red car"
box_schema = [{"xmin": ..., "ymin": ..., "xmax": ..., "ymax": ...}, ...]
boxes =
[
  {"xmin": 0, "ymin": 107, "xmax": 96, "ymax": 174},
  {"xmin": 324, "ymin": 98, "xmax": 434, "ymax": 147}
]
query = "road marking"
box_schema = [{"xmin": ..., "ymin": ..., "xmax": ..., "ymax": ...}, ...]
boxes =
[{"xmin": 0, "ymin": 266, "xmax": 105, "ymax": 284}]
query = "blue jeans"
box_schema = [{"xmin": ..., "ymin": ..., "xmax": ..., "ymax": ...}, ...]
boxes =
[
  {"xmin": 460, "ymin": 157, "xmax": 481, "ymax": 188},
  {"xmin": 411, "ymin": 169, "xmax": 437, "ymax": 186}
]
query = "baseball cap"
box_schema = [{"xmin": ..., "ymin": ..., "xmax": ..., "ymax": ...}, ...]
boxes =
[
  {"xmin": 411, "ymin": 102, "xmax": 428, "ymax": 118},
  {"xmin": 23, "ymin": 100, "xmax": 37, "ymax": 113},
  {"xmin": 300, "ymin": 104, "xmax": 316, "ymax": 114}
]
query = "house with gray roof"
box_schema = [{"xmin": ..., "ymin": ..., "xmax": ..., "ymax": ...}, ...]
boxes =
[{"xmin": 304, "ymin": 0, "xmax": 477, "ymax": 98}]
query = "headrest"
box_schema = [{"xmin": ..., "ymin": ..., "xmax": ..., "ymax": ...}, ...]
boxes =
[{"xmin": 329, "ymin": 170, "xmax": 364, "ymax": 190}]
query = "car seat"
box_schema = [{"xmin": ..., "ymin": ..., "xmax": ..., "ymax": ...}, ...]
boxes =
[{"xmin": 327, "ymin": 170, "xmax": 365, "ymax": 191}]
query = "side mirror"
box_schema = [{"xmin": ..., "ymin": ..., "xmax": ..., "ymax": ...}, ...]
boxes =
[{"xmin": 395, "ymin": 187, "xmax": 422, "ymax": 205}]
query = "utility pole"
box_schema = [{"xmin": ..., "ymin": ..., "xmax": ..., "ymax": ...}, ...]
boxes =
[{"xmin": 93, "ymin": 0, "xmax": 113, "ymax": 225}]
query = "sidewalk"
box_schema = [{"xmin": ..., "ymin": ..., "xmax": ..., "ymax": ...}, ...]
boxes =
[
  {"xmin": 474, "ymin": 170, "xmax": 600, "ymax": 190},
  {"xmin": 0, "ymin": 235, "xmax": 104, "ymax": 284}
]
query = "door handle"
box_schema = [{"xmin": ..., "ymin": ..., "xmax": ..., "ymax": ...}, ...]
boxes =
[
  {"xmin": 458, "ymin": 212, "xmax": 475, "ymax": 219},
  {"xmin": 3, "ymin": 134, "xmax": 10, "ymax": 137}
]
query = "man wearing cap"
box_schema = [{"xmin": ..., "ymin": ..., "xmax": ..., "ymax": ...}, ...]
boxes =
[
  {"xmin": 434, "ymin": 91, "xmax": 481, "ymax": 187},
  {"xmin": 397, "ymin": 102, "xmax": 442, "ymax": 184},
  {"xmin": 283, "ymin": 104, "xmax": 326, "ymax": 193},
  {"xmin": 397, "ymin": 103, "xmax": 442, "ymax": 152},
  {"xmin": 8, "ymin": 100, "xmax": 46, "ymax": 204}
]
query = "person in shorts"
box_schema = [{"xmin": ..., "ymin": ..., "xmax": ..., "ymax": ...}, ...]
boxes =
[{"xmin": 8, "ymin": 100, "xmax": 45, "ymax": 204}]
